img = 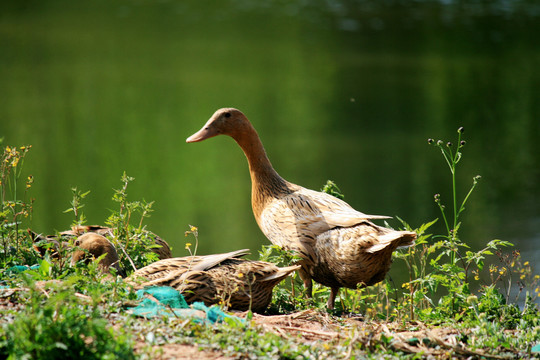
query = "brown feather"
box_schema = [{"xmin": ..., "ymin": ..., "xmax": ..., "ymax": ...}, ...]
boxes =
[{"xmin": 129, "ymin": 250, "xmax": 299, "ymax": 313}]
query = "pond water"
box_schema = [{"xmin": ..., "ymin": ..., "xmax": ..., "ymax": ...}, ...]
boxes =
[{"xmin": 1, "ymin": 1, "xmax": 539, "ymax": 287}]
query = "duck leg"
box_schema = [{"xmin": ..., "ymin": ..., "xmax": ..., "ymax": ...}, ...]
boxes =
[
  {"xmin": 297, "ymin": 266, "xmax": 313, "ymax": 298},
  {"xmin": 327, "ymin": 287, "xmax": 339, "ymax": 310}
]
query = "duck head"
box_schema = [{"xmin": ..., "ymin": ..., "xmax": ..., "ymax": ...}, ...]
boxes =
[
  {"xmin": 186, "ymin": 108, "xmax": 252, "ymax": 143},
  {"xmin": 71, "ymin": 233, "xmax": 124, "ymax": 276}
]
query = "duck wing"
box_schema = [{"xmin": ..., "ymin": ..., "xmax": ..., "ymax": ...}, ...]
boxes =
[
  {"xmin": 297, "ymin": 187, "xmax": 390, "ymax": 225},
  {"xmin": 259, "ymin": 186, "xmax": 390, "ymax": 259},
  {"xmin": 131, "ymin": 249, "xmax": 250, "ymax": 283}
]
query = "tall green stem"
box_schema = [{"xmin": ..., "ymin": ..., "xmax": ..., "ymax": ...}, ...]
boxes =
[{"xmin": 12, "ymin": 164, "xmax": 19, "ymax": 253}]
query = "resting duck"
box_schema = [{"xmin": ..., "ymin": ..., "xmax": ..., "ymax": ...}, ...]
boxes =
[
  {"xmin": 71, "ymin": 233, "xmax": 125, "ymax": 276},
  {"xmin": 129, "ymin": 249, "xmax": 300, "ymax": 313},
  {"xmin": 31, "ymin": 225, "xmax": 171, "ymax": 260},
  {"xmin": 186, "ymin": 108, "xmax": 416, "ymax": 309},
  {"xmin": 63, "ymin": 225, "xmax": 172, "ymax": 260}
]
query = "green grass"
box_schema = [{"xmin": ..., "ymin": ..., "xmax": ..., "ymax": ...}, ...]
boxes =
[{"xmin": 0, "ymin": 130, "xmax": 539, "ymax": 359}]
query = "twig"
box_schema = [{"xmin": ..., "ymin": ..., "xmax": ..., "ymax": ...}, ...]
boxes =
[
  {"xmin": 427, "ymin": 330, "xmax": 515, "ymax": 359},
  {"xmin": 116, "ymin": 239, "xmax": 137, "ymax": 271},
  {"xmin": 345, "ymin": 331, "xmax": 360, "ymax": 359},
  {"xmin": 280, "ymin": 326, "xmax": 339, "ymax": 338}
]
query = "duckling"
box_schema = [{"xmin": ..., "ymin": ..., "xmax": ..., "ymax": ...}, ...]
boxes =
[
  {"xmin": 186, "ymin": 108, "xmax": 416, "ymax": 309},
  {"xmin": 71, "ymin": 233, "xmax": 125, "ymax": 276},
  {"xmin": 129, "ymin": 249, "xmax": 300, "ymax": 313}
]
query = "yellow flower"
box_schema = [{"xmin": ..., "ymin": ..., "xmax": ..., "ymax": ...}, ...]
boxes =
[
  {"xmin": 185, "ymin": 225, "xmax": 198, "ymax": 237},
  {"xmin": 185, "ymin": 243, "xmax": 192, "ymax": 250},
  {"xmin": 524, "ymin": 261, "xmax": 530, "ymax": 266},
  {"xmin": 237, "ymin": 273, "xmax": 244, "ymax": 278}
]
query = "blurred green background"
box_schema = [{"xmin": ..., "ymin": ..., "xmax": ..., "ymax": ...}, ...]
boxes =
[{"xmin": 1, "ymin": 1, "xmax": 539, "ymax": 275}]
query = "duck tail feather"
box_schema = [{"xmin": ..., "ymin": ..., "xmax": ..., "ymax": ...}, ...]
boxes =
[
  {"xmin": 396, "ymin": 232, "xmax": 417, "ymax": 249},
  {"xmin": 191, "ymin": 249, "xmax": 250, "ymax": 271},
  {"xmin": 367, "ymin": 215, "xmax": 393, "ymax": 220},
  {"xmin": 367, "ymin": 231, "xmax": 416, "ymax": 253},
  {"xmin": 261, "ymin": 265, "xmax": 301, "ymax": 281}
]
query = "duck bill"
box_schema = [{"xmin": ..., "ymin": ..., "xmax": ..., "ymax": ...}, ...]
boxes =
[{"xmin": 186, "ymin": 125, "xmax": 218, "ymax": 143}]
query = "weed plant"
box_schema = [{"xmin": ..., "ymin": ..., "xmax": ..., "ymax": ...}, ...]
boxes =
[
  {"xmin": 63, "ymin": 172, "xmax": 162, "ymax": 273},
  {"xmin": 0, "ymin": 143, "xmax": 38, "ymax": 268},
  {"xmin": 103, "ymin": 172, "xmax": 160, "ymax": 272},
  {"xmin": 0, "ymin": 274, "xmax": 136, "ymax": 359}
]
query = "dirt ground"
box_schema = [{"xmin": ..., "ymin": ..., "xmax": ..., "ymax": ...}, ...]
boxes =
[
  {"xmin": 0, "ymin": 288, "xmax": 527, "ymax": 359},
  {"xmin": 135, "ymin": 309, "xmax": 518, "ymax": 360}
]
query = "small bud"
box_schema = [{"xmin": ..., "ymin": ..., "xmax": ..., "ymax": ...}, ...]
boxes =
[
  {"xmin": 458, "ymin": 127, "xmax": 464, "ymax": 133},
  {"xmin": 460, "ymin": 140, "xmax": 466, "ymax": 146},
  {"xmin": 427, "ymin": 138, "xmax": 434, "ymax": 144},
  {"xmin": 466, "ymin": 295, "xmax": 478, "ymax": 305},
  {"xmin": 446, "ymin": 142, "xmax": 452, "ymax": 147},
  {"xmin": 437, "ymin": 140, "xmax": 443, "ymax": 146}
]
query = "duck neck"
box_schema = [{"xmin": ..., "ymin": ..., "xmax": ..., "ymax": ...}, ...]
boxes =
[{"xmin": 233, "ymin": 127, "xmax": 290, "ymax": 217}]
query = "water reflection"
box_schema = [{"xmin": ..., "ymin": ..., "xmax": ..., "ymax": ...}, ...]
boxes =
[{"xmin": 0, "ymin": 1, "xmax": 538, "ymax": 285}]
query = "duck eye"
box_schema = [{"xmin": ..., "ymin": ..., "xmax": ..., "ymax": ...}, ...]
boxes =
[{"xmin": 224, "ymin": 112, "xmax": 231, "ymax": 118}]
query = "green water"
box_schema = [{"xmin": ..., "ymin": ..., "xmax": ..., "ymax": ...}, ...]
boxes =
[{"xmin": 1, "ymin": 1, "xmax": 539, "ymax": 276}]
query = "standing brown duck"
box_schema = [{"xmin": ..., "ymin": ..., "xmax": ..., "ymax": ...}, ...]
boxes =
[
  {"xmin": 129, "ymin": 249, "xmax": 300, "ymax": 313},
  {"xmin": 186, "ymin": 108, "xmax": 416, "ymax": 309}
]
